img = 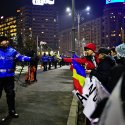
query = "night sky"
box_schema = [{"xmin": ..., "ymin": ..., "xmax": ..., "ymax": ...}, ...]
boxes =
[{"xmin": 0, "ymin": 0, "xmax": 106, "ymax": 17}]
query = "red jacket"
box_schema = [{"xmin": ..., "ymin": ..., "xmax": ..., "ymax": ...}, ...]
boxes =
[{"xmin": 64, "ymin": 55, "xmax": 99, "ymax": 70}]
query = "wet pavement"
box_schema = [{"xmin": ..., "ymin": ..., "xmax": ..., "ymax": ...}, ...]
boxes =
[{"xmin": 0, "ymin": 66, "xmax": 74, "ymax": 125}]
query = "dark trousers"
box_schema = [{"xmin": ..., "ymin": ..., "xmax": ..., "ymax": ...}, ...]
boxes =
[
  {"xmin": 48, "ymin": 62, "xmax": 51, "ymax": 70},
  {"xmin": 34, "ymin": 65, "xmax": 38, "ymax": 81},
  {"xmin": 0, "ymin": 76, "xmax": 15, "ymax": 112},
  {"xmin": 43, "ymin": 62, "xmax": 47, "ymax": 71}
]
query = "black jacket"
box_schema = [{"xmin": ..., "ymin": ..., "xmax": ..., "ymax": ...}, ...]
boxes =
[{"xmin": 90, "ymin": 56, "xmax": 116, "ymax": 92}]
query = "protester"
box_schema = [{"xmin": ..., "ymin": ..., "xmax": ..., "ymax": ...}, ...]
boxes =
[
  {"xmin": 63, "ymin": 43, "xmax": 99, "ymax": 70},
  {"xmin": 0, "ymin": 36, "xmax": 33, "ymax": 118},
  {"xmin": 91, "ymin": 44, "xmax": 125, "ymax": 124},
  {"xmin": 107, "ymin": 43, "xmax": 125, "ymax": 93},
  {"xmin": 86, "ymin": 47, "xmax": 116, "ymax": 92},
  {"xmin": 110, "ymin": 47, "xmax": 119, "ymax": 64}
]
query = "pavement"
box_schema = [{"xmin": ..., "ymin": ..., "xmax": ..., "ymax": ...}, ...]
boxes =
[
  {"xmin": 15, "ymin": 65, "xmax": 42, "ymax": 75},
  {"xmin": 0, "ymin": 65, "xmax": 79, "ymax": 125}
]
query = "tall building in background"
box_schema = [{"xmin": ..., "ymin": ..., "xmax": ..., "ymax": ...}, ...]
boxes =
[
  {"xmin": 103, "ymin": 2, "xmax": 125, "ymax": 47},
  {"xmin": 17, "ymin": 4, "xmax": 58, "ymax": 51},
  {"xmin": 0, "ymin": 16, "xmax": 17, "ymax": 42},
  {"xmin": 59, "ymin": 1, "xmax": 125, "ymax": 55},
  {"xmin": 59, "ymin": 17, "xmax": 103, "ymax": 56}
]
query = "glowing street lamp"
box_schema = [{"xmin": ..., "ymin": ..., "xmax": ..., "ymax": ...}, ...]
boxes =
[{"xmin": 66, "ymin": 5, "xmax": 91, "ymax": 55}]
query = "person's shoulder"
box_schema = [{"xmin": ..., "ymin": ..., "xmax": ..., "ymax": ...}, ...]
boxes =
[{"xmin": 7, "ymin": 46, "xmax": 16, "ymax": 51}]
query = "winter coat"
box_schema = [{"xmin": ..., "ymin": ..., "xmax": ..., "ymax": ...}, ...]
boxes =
[
  {"xmin": 108, "ymin": 58, "xmax": 125, "ymax": 93},
  {"xmin": 0, "ymin": 46, "xmax": 31, "ymax": 78},
  {"xmin": 90, "ymin": 56, "xmax": 116, "ymax": 92},
  {"xmin": 63, "ymin": 55, "xmax": 99, "ymax": 70},
  {"xmin": 41, "ymin": 55, "xmax": 48, "ymax": 62}
]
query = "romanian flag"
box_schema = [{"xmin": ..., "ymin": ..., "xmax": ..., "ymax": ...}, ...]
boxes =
[{"xmin": 72, "ymin": 58, "xmax": 86, "ymax": 94}]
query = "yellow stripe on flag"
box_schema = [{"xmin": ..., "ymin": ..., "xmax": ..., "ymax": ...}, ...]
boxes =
[{"xmin": 73, "ymin": 69, "xmax": 86, "ymax": 87}]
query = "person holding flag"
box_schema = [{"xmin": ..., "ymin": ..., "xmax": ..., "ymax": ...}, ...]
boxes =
[{"xmin": 63, "ymin": 43, "xmax": 99, "ymax": 71}]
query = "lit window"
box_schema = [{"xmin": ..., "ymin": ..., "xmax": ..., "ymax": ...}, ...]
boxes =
[
  {"xmin": 111, "ymin": 34, "xmax": 116, "ymax": 36},
  {"xmin": 106, "ymin": 35, "xmax": 108, "ymax": 38},
  {"xmin": 54, "ymin": 19, "xmax": 56, "ymax": 22}
]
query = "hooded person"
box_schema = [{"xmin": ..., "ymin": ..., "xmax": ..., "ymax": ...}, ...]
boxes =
[
  {"xmin": 63, "ymin": 43, "xmax": 99, "ymax": 70},
  {"xmin": 84, "ymin": 42, "xmax": 96, "ymax": 53}
]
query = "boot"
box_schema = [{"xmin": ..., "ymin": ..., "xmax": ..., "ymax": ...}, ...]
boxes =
[{"xmin": 9, "ymin": 110, "xmax": 19, "ymax": 118}]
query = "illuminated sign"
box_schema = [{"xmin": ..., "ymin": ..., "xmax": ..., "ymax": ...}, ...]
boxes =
[
  {"xmin": 106, "ymin": 0, "xmax": 125, "ymax": 4},
  {"xmin": 32, "ymin": 0, "xmax": 55, "ymax": 5}
]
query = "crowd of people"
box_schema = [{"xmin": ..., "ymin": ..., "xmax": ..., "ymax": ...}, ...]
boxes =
[
  {"xmin": 64, "ymin": 42, "xmax": 125, "ymax": 125},
  {"xmin": 40, "ymin": 52, "xmax": 64, "ymax": 71},
  {"xmin": 0, "ymin": 36, "xmax": 64, "ymax": 119},
  {"xmin": 0, "ymin": 34, "xmax": 125, "ymax": 124}
]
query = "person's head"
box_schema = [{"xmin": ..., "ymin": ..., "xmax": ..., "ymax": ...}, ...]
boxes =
[
  {"xmin": 0, "ymin": 36, "xmax": 9, "ymax": 48},
  {"xmin": 116, "ymin": 43, "xmax": 125, "ymax": 58},
  {"xmin": 84, "ymin": 43, "xmax": 96, "ymax": 56},
  {"xmin": 98, "ymin": 47, "xmax": 109, "ymax": 59},
  {"xmin": 43, "ymin": 52, "xmax": 46, "ymax": 56},
  {"xmin": 110, "ymin": 47, "xmax": 117, "ymax": 57}
]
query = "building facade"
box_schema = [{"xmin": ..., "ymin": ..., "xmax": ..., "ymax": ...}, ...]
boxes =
[
  {"xmin": 103, "ymin": 2, "xmax": 125, "ymax": 47},
  {"xmin": 0, "ymin": 16, "xmax": 17, "ymax": 42},
  {"xmin": 59, "ymin": 17, "xmax": 103, "ymax": 56},
  {"xmin": 59, "ymin": 2, "xmax": 125, "ymax": 55},
  {"xmin": 17, "ymin": 4, "xmax": 59, "ymax": 51}
]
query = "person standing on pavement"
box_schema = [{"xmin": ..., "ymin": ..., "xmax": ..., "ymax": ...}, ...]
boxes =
[
  {"xmin": 63, "ymin": 43, "xmax": 99, "ymax": 70},
  {"xmin": 0, "ymin": 36, "xmax": 33, "ymax": 118},
  {"xmin": 41, "ymin": 53, "xmax": 48, "ymax": 71},
  {"xmin": 52, "ymin": 52, "xmax": 58, "ymax": 69},
  {"xmin": 48, "ymin": 53, "xmax": 52, "ymax": 70}
]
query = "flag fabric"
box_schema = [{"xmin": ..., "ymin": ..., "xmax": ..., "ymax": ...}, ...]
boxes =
[
  {"xmin": 98, "ymin": 74, "xmax": 125, "ymax": 125},
  {"xmin": 71, "ymin": 54, "xmax": 109, "ymax": 121},
  {"xmin": 72, "ymin": 57, "xmax": 86, "ymax": 94},
  {"xmin": 72, "ymin": 76, "xmax": 110, "ymax": 121}
]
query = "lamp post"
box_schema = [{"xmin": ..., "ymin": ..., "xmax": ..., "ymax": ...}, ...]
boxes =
[
  {"xmin": 66, "ymin": 5, "xmax": 91, "ymax": 55},
  {"xmin": 72, "ymin": 0, "xmax": 76, "ymax": 55}
]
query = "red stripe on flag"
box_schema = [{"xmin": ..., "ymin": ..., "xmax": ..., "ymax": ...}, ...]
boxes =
[{"xmin": 73, "ymin": 78, "xmax": 83, "ymax": 94}]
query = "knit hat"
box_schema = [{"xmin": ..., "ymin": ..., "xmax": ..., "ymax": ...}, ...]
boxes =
[
  {"xmin": 0, "ymin": 36, "xmax": 8, "ymax": 43},
  {"xmin": 84, "ymin": 43, "xmax": 96, "ymax": 52},
  {"xmin": 98, "ymin": 48, "xmax": 109, "ymax": 55},
  {"xmin": 116, "ymin": 43, "xmax": 125, "ymax": 57}
]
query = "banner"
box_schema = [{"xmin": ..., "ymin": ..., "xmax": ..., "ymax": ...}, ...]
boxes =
[{"xmin": 72, "ymin": 76, "xmax": 110, "ymax": 120}]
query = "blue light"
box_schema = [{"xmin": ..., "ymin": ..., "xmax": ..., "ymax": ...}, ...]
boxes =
[{"xmin": 106, "ymin": 0, "xmax": 125, "ymax": 4}]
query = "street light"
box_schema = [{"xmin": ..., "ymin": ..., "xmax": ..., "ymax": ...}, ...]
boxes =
[
  {"xmin": 72, "ymin": 0, "xmax": 75, "ymax": 55},
  {"xmin": 66, "ymin": 5, "xmax": 91, "ymax": 55}
]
